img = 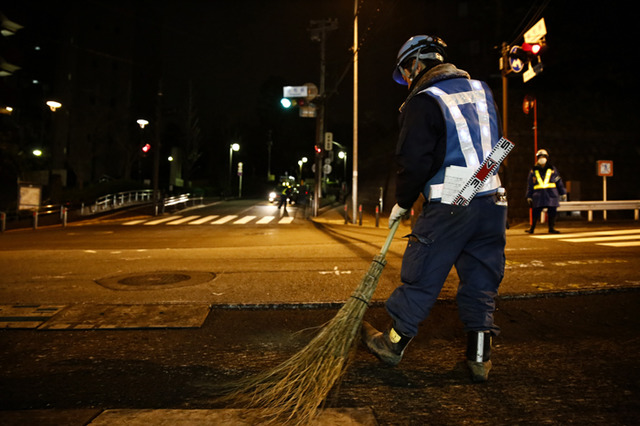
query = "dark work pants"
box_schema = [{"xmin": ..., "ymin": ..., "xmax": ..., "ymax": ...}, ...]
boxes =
[
  {"xmin": 531, "ymin": 206, "xmax": 557, "ymax": 232},
  {"xmin": 386, "ymin": 195, "xmax": 507, "ymax": 337}
]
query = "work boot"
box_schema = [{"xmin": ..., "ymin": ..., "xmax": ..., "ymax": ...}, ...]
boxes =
[
  {"xmin": 549, "ymin": 229, "xmax": 560, "ymax": 234},
  {"xmin": 361, "ymin": 321, "xmax": 413, "ymax": 366},
  {"xmin": 466, "ymin": 331, "xmax": 493, "ymax": 383},
  {"xmin": 525, "ymin": 227, "xmax": 534, "ymax": 234}
]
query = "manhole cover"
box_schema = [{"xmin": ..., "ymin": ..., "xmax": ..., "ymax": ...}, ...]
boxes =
[
  {"xmin": 118, "ymin": 273, "xmax": 191, "ymax": 286},
  {"xmin": 96, "ymin": 271, "xmax": 216, "ymax": 291}
]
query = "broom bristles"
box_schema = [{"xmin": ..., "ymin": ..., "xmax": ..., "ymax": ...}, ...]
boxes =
[{"xmin": 219, "ymin": 254, "xmax": 388, "ymax": 425}]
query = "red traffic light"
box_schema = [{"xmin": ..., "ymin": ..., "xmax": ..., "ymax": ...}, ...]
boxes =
[
  {"xmin": 522, "ymin": 42, "xmax": 542, "ymax": 55},
  {"xmin": 141, "ymin": 143, "xmax": 151, "ymax": 153},
  {"xmin": 314, "ymin": 145, "xmax": 322, "ymax": 154}
]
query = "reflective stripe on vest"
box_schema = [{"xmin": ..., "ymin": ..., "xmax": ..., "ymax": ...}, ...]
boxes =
[
  {"xmin": 419, "ymin": 79, "xmax": 501, "ymax": 201},
  {"xmin": 534, "ymin": 169, "xmax": 556, "ymax": 189},
  {"xmin": 425, "ymin": 80, "xmax": 493, "ymax": 167}
]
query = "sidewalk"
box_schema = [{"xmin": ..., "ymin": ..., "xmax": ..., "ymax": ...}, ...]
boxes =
[{"xmin": 1, "ymin": 292, "xmax": 638, "ymax": 425}]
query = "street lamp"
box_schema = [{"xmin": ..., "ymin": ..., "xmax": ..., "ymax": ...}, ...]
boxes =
[
  {"xmin": 136, "ymin": 119, "xmax": 149, "ymax": 182},
  {"xmin": 46, "ymin": 100, "xmax": 61, "ymax": 112},
  {"xmin": 298, "ymin": 156, "xmax": 308, "ymax": 182},
  {"xmin": 338, "ymin": 150, "xmax": 347, "ymax": 180},
  {"xmin": 229, "ymin": 143, "xmax": 240, "ymax": 191}
]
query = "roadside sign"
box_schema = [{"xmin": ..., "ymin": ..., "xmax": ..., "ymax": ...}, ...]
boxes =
[
  {"xmin": 524, "ymin": 18, "xmax": 547, "ymax": 44},
  {"xmin": 523, "ymin": 61, "xmax": 543, "ymax": 83},
  {"xmin": 523, "ymin": 63, "xmax": 536, "ymax": 82},
  {"xmin": 299, "ymin": 105, "xmax": 316, "ymax": 118},
  {"xmin": 304, "ymin": 82, "xmax": 318, "ymax": 100},
  {"xmin": 597, "ymin": 160, "xmax": 613, "ymax": 177},
  {"xmin": 18, "ymin": 184, "xmax": 41, "ymax": 211},
  {"xmin": 283, "ymin": 86, "xmax": 308, "ymax": 98},
  {"xmin": 324, "ymin": 132, "xmax": 333, "ymax": 151},
  {"xmin": 522, "ymin": 95, "xmax": 536, "ymax": 114},
  {"xmin": 509, "ymin": 46, "xmax": 525, "ymax": 73}
]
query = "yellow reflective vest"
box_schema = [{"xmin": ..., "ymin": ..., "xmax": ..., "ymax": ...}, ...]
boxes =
[{"xmin": 533, "ymin": 169, "xmax": 556, "ymax": 190}]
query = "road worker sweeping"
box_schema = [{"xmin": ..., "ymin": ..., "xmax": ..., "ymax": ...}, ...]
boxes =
[{"xmin": 361, "ymin": 34, "xmax": 509, "ymax": 383}]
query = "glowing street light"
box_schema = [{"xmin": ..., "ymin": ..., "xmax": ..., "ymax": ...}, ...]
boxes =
[
  {"xmin": 298, "ymin": 156, "xmax": 308, "ymax": 181},
  {"xmin": 338, "ymin": 150, "xmax": 347, "ymax": 179},
  {"xmin": 136, "ymin": 119, "xmax": 149, "ymax": 129},
  {"xmin": 46, "ymin": 100, "xmax": 61, "ymax": 111},
  {"xmin": 229, "ymin": 142, "xmax": 240, "ymax": 190}
]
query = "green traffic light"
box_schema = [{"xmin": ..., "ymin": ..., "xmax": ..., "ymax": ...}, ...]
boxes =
[{"xmin": 280, "ymin": 98, "xmax": 292, "ymax": 108}]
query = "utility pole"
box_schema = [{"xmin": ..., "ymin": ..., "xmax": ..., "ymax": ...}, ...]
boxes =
[
  {"xmin": 308, "ymin": 18, "xmax": 338, "ymax": 217},
  {"xmin": 352, "ymin": 1, "xmax": 359, "ymax": 224},
  {"xmin": 267, "ymin": 129, "xmax": 273, "ymax": 181},
  {"xmin": 153, "ymin": 81, "xmax": 163, "ymax": 211}
]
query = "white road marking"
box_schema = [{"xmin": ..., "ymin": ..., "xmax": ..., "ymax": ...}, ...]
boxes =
[
  {"xmin": 234, "ymin": 215, "xmax": 256, "ymax": 224},
  {"xmin": 598, "ymin": 241, "xmax": 640, "ymax": 247},
  {"xmin": 562, "ymin": 234, "xmax": 640, "ymax": 243},
  {"xmin": 256, "ymin": 216, "xmax": 275, "ymax": 224},
  {"xmin": 122, "ymin": 219, "xmax": 147, "ymax": 225},
  {"xmin": 531, "ymin": 228, "xmax": 640, "ymax": 247},
  {"xmin": 532, "ymin": 229, "xmax": 640, "ymax": 239},
  {"xmin": 144, "ymin": 216, "xmax": 181, "ymax": 225},
  {"xmin": 211, "ymin": 215, "xmax": 238, "ymax": 224},
  {"xmin": 188, "ymin": 215, "xmax": 219, "ymax": 224},
  {"xmin": 167, "ymin": 215, "xmax": 200, "ymax": 225},
  {"xmin": 122, "ymin": 214, "xmax": 295, "ymax": 226}
]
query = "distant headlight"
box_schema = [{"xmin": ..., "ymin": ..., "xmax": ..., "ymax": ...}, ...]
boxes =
[{"xmin": 269, "ymin": 191, "xmax": 277, "ymax": 202}]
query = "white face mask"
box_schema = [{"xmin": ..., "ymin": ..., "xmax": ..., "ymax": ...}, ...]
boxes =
[{"xmin": 537, "ymin": 157, "xmax": 547, "ymax": 167}]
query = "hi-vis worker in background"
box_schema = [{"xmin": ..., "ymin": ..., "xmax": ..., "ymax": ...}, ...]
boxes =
[
  {"xmin": 361, "ymin": 34, "xmax": 507, "ymax": 383},
  {"xmin": 525, "ymin": 149, "xmax": 567, "ymax": 234}
]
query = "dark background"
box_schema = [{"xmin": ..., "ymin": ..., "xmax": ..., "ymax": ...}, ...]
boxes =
[{"xmin": 1, "ymin": 1, "xmax": 636, "ymax": 222}]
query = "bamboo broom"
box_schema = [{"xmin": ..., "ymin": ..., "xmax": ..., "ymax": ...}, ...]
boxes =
[{"xmin": 219, "ymin": 220, "xmax": 401, "ymax": 425}]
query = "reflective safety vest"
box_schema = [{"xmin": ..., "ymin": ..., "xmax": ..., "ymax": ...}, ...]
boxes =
[
  {"xmin": 533, "ymin": 169, "xmax": 556, "ymax": 189},
  {"xmin": 420, "ymin": 78, "xmax": 501, "ymax": 201}
]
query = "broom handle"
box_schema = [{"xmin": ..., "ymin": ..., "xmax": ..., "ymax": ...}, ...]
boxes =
[{"xmin": 379, "ymin": 220, "xmax": 400, "ymax": 259}]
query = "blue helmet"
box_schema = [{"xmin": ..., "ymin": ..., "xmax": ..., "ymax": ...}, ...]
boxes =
[{"xmin": 392, "ymin": 35, "xmax": 447, "ymax": 85}]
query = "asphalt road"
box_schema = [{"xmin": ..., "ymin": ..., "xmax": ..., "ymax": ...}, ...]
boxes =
[{"xmin": 1, "ymin": 200, "xmax": 639, "ymax": 424}]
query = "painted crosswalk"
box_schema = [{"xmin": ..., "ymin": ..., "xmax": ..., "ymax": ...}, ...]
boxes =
[
  {"xmin": 531, "ymin": 228, "xmax": 640, "ymax": 247},
  {"xmin": 122, "ymin": 214, "xmax": 296, "ymax": 226}
]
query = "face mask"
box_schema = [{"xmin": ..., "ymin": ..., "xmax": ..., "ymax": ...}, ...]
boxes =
[{"xmin": 537, "ymin": 157, "xmax": 547, "ymax": 166}]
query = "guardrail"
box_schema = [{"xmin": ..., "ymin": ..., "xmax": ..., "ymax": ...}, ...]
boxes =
[
  {"xmin": 557, "ymin": 200, "xmax": 640, "ymax": 221},
  {"xmin": 1, "ymin": 191, "xmax": 207, "ymax": 232},
  {"xmin": 87, "ymin": 189, "xmax": 154, "ymax": 214},
  {"xmin": 159, "ymin": 193, "xmax": 204, "ymax": 214},
  {"xmin": 163, "ymin": 193, "xmax": 190, "ymax": 207},
  {"xmin": 1, "ymin": 204, "xmax": 71, "ymax": 231}
]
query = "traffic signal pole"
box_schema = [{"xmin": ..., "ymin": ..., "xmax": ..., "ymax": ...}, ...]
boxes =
[
  {"xmin": 501, "ymin": 42, "xmax": 509, "ymax": 140},
  {"xmin": 309, "ymin": 19, "xmax": 337, "ymax": 217},
  {"xmin": 313, "ymin": 28, "xmax": 326, "ymax": 218},
  {"xmin": 153, "ymin": 81, "xmax": 163, "ymax": 212}
]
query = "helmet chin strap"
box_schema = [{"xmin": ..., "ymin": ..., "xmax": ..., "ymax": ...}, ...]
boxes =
[{"xmin": 408, "ymin": 48, "xmax": 423, "ymax": 82}]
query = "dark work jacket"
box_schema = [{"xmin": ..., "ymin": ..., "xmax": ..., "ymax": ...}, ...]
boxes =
[
  {"xmin": 526, "ymin": 164, "xmax": 567, "ymax": 208},
  {"xmin": 395, "ymin": 64, "xmax": 471, "ymax": 209}
]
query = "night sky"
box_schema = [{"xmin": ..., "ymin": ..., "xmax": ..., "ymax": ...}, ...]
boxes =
[{"xmin": 2, "ymin": 1, "xmax": 637, "ymax": 208}]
